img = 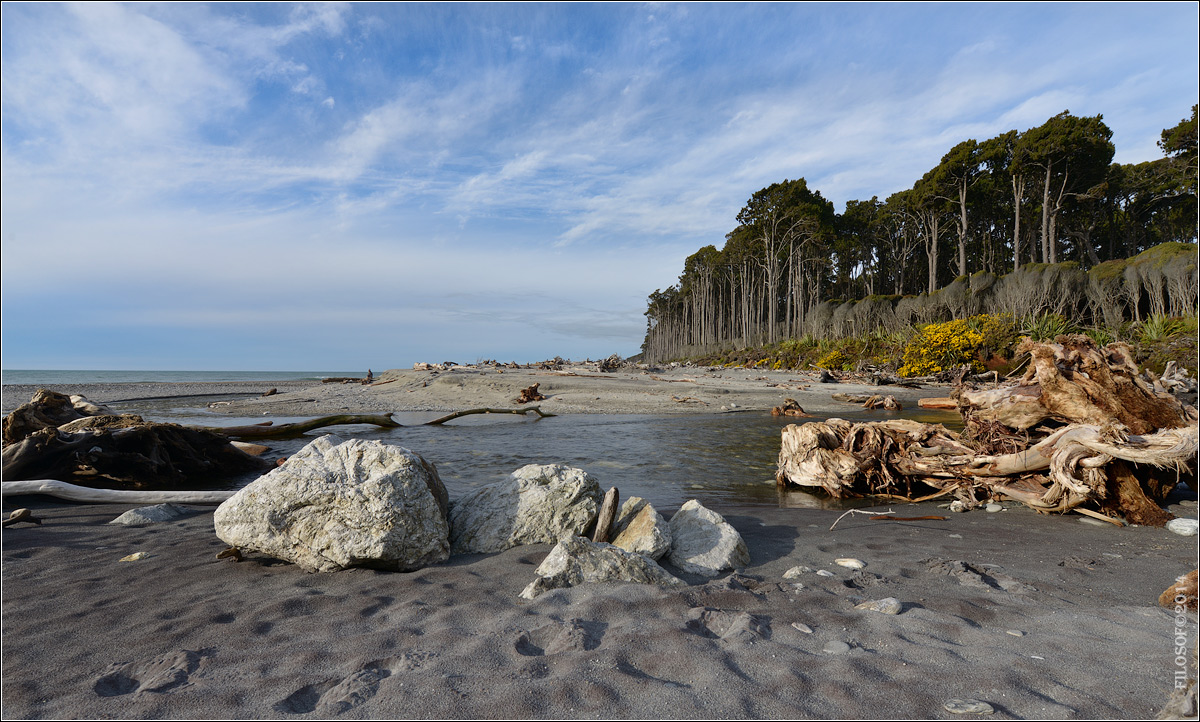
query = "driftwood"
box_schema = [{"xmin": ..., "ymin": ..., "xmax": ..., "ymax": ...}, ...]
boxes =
[
  {"xmin": 516, "ymin": 383, "xmax": 546, "ymax": 403},
  {"xmin": 1, "ymin": 479, "xmax": 235, "ymax": 504},
  {"xmin": 193, "ymin": 414, "xmax": 401, "ymax": 439},
  {"xmin": 772, "ymin": 399, "xmax": 810, "ymax": 417},
  {"xmin": 862, "ymin": 395, "xmax": 902, "ymax": 411},
  {"xmin": 917, "ymin": 397, "xmax": 958, "ymax": 410},
  {"xmin": 777, "ymin": 337, "xmax": 1199, "ymax": 526},
  {"xmin": 592, "ymin": 487, "xmax": 620, "ymax": 543},
  {"xmin": 423, "ymin": 407, "xmax": 556, "ymax": 425}
]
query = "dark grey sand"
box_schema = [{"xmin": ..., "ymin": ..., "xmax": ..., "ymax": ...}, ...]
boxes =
[
  {"xmin": 3, "ymin": 374, "xmax": 1198, "ymax": 719},
  {"xmin": 2, "ymin": 497, "xmax": 1196, "ymax": 719}
]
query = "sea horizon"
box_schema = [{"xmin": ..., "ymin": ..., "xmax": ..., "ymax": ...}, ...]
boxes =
[{"xmin": 1, "ymin": 369, "xmax": 367, "ymax": 386}]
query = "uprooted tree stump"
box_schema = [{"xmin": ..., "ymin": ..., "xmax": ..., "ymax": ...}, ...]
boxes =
[
  {"xmin": 516, "ymin": 383, "xmax": 546, "ymax": 404},
  {"xmin": 777, "ymin": 336, "xmax": 1199, "ymax": 526},
  {"xmin": 772, "ymin": 399, "xmax": 810, "ymax": 417}
]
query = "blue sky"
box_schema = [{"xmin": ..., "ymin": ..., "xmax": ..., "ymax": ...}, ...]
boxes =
[{"xmin": 2, "ymin": 2, "xmax": 1197, "ymax": 371}]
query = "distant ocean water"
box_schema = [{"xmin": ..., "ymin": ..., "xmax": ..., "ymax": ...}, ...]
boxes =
[{"xmin": 1, "ymin": 370, "xmax": 363, "ymax": 385}]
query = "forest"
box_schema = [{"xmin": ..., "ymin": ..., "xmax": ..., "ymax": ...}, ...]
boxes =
[{"xmin": 641, "ymin": 106, "xmax": 1198, "ymax": 369}]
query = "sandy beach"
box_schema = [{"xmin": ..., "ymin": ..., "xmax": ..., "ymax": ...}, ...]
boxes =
[{"xmin": 2, "ymin": 368, "xmax": 1198, "ymax": 719}]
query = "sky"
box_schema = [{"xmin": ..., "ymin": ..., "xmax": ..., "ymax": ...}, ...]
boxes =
[{"xmin": 2, "ymin": 2, "xmax": 1197, "ymax": 371}]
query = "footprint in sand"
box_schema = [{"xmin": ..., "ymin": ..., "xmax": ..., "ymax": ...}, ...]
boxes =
[
  {"xmin": 514, "ymin": 618, "xmax": 607, "ymax": 656},
  {"xmin": 684, "ymin": 606, "xmax": 771, "ymax": 643},
  {"xmin": 93, "ymin": 649, "xmax": 210, "ymax": 697},
  {"xmin": 275, "ymin": 656, "xmax": 422, "ymax": 716}
]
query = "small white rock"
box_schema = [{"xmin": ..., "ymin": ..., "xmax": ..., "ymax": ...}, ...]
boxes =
[
  {"xmin": 816, "ymin": 569, "xmax": 835, "ymax": 577},
  {"xmin": 1166, "ymin": 518, "xmax": 1199, "ymax": 537},
  {"xmin": 950, "ymin": 500, "xmax": 968, "ymax": 513},
  {"xmin": 118, "ymin": 552, "xmax": 150, "ymax": 562},
  {"xmin": 783, "ymin": 565, "xmax": 812, "ymax": 579},
  {"xmin": 822, "ymin": 640, "xmax": 850, "ymax": 654},
  {"xmin": 985, "ymin": 503, "xmax": 1002, "ymax": 513},
  {"xmin": 1005, "ymin": 629, "xmax": 1025, "ymax": 637},
  {"xmin": 855, "ymin": 597, "xmax": 903, "ymax": 615},
  {"xmin": 948, "ymin": 534, "xmax": 963, "ymax": 538},
  {"xmin": 943, "ymin": 698, "xmax": 994, "ymax": 714},
  {"xmin": 791, "ymin": 622, "xmax": 813, "ymax": 634},
  {"xmin": 834, "ymin": 558, "xmax": 865, "ymax": 569}
]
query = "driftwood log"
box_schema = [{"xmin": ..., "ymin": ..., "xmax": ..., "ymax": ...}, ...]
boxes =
[
  {"xmin": 1, "ymin": 479, "xmax": 235, "ymax": 504},
  {"xmin": 192, "ymin": 414, "xmax": 401, "ymax": 439},
  {"xmin": 777, "ymin": 336, "xmax": 1199, "ymax": 526}
]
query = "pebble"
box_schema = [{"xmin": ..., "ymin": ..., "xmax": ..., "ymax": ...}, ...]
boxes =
[
  {"xmin": 1005, "ymin": 629, "xmax": 1025, "ymax": 637},
  {"xmin": 783, "ymin": 565, "xmax": 813, "ymax": 579},
  {"xmin": 855, "ymin": 597, "xmax": 903, "ymax": 615},
  {"xmin": 943, "ymin": 698, "xmax": 994, "ymax": 714},
  {"xmin": 816, "ymin": 569, "xmax": 835, "ymax": 577},
  {"xmin": 791, "ymin": 622, "xmax": 813, "ymax": 634},
  {"xmin": 1179, "ymin": 499, "xmax": 1198, "ymax": 508},
  {"xmin": 950, "ymin": 500, "xmax": 968, "ymax": 513},
  {"xmin": 822, "ymin": 640, "xmax": 851, "ymax": 654},
  {"xmin": 1166, "ymin": 518, "xmax": 1198, "ymax": 536},
  {"xmin": 985, "ymin": 503, "xmax": 1002, "ymax": 513},
  {"xmin": 948, "ymin": 533, "xmax": 963, "ymax": 538},
  {"xmin": 1079, "ymin": 517, "xmax": 1112, "ymax": 527},
  {"xmin": 109, "ymin": 503, "xmax": 194, "ymax": 526},
  {"xmin": 118, "ymin": 552, "xmax": 150, "ymax": 562},
  {"xmin": 834, "ymin": 558, "xmax": 866, "ymax": 569}
]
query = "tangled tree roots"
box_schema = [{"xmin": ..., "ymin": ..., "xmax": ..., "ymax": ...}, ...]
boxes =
[{"xmin": 777, "ymin": 336, "xmax": 1198, "ymax": 525}]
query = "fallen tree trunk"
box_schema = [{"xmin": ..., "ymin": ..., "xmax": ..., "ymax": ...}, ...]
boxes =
[
  {"xmin": 193, "ymin": 413, "xmax": 402, "ymax": 439},
  {"xmin": 423, "ymin": 407, "xmax": 556, "ymax": 425},
  {"xmin": 1, "ymin": 479, "xmax": 235, "ymax": 504}
]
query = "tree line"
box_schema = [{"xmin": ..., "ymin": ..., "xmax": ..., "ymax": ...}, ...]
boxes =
[{"xmin": 642, "ymin": 106, "xmax": 1198, "ymax": 362}]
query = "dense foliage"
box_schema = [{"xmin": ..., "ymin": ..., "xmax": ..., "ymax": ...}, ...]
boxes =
[{"xmin": 643, "ymin": 107, "xmax": 1198, "ymax": 365}]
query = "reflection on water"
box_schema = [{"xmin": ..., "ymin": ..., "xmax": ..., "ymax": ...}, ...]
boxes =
[{"xmin": 113, "ymin": 399, "xmax": 963, "ymax": 512}]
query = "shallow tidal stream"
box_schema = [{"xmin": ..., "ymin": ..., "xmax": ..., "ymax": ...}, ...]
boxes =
[{"xmin": 117, "ymin": 397, "xmax": 963, "ymax": 511}]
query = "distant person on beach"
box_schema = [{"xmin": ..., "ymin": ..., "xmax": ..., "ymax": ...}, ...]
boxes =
[{"xmin": 366, "ymin": 369, "xmax": 373, "ymax": 384}]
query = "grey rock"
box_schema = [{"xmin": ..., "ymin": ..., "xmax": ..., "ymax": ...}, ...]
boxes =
[
  {"xmin": 667, "ymin": 499, "xmax": 750, "ymax": 577},
  {"xmin": 816, "ymin": 569, "xmax": 835, "ymax": 577},
  {"xmin": 943, "ymin": 698, "xmax": 994, "ymax": 714},
  {"xmin": 822, "ymin": 640, "xmax": 851, "ymax": 654},
  {"xmin": 109, "ymin": 503, "xmax": 197, "ymax": 526},
  {"xmin": 610, "ymin": 496, "xmax": 671, "ymax": 560},
  {"xmin": 1006, "ymin": 629, "xmax": 1025, "ymax": 637},
  {"xmin": 854, "ymin": 597, "xmax": 903, "ymax": 615},
  {"xmin": 1166, "ymin": 518, "xmax": 1199, "ymax": 536},
  {"xmin": 519, "ymin": 536, "xmax": 685, "ymax": 599},
  {"xmin": 214, "ymin": 435, "xmax": 449, "ymax": 573},
  {"xmin": 985, "ymin": 503, "xmax": 1003, "ymax": 512},
  {"xmin": 449, "ymin": 463, "xmax": 600, "ymax": 554}
]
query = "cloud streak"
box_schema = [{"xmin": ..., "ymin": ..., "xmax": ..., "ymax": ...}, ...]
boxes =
[{"xmin": 2, "ymin": 3, "xmax": 1196, "ymax": 369}]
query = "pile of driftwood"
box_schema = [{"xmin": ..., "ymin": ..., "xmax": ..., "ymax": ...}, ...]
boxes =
[{"xmin": 777, "ymin": 336, "xmax": 1198, "ymax": 526}]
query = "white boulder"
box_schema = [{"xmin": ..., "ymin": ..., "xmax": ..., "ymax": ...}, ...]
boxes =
[
  {"xmin": 667, "ymin": 499, "xmax": 750, "ymax": 576},
  {"xmin": 213, "ymin": 435, "xmax": 449, "ymax": 572},
  {"xmin": 520, "ymin": 536, "xmax": 685, "ymax": 599},
  {"xmin": 449, "ymin": 463, "xmax": 600, "ymax": 554}
]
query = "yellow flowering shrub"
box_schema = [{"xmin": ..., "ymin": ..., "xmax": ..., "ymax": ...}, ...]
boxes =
[
  {"xmin": 899, "ymin": 319, "xmax": 985, "ymax": 376},
  {"xmin": 816, "ymin": 349, "xmax": 848, "ymax": 370}
]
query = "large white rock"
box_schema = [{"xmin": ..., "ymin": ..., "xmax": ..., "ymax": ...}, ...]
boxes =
[
  {"xmin": 667, "ymin": 499, "xmax": 750, "ymax": 576},
  {"xmin": 449, "ymin": 463, "xmax": 600, "ymax": 553},
  {"xmin": 610, "ymin": 496, "xmax": 671, "ymax": 560},
  {"xmin": 213, "ymin": 435, "xmax": 449, "ymax": 573},
  {"xmin": 519, "ymin": 536, "xmax": 685, "ymax": 599}
]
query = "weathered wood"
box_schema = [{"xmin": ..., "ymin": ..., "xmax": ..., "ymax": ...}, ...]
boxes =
[
  {"xmin": 917, "ymin": 397, "xmax": 958, "ymax": 410},
  {"xmin": 592, "ymin": 487, "xmax": 620, "ymax": 543},
  {"xmin": 1, "ymin": 479, "xmax": 235, "ymax": 504},
  {"xmin": 423, "ymin": 407, "xmax": 556, "ymax": 425},
  {"xmin": 516, "ymin": 383, "xmax": 546, "ymax": 404},
  {"xmin": 194, "ymin": 414, "xmax": 402, "ymax": 439}
]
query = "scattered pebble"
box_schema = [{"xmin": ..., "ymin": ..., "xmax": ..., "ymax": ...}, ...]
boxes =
[
  {"xmin": 1005, "ymin": 629, "xmax": 1025, "ymax": 637},
  {"xmin": 948, "ymin": 533, "xmax": 963, "ymax": 538},
  {"xmin": 1030, "ymin": 655, "xmax": 1045, "ymax": 660},
  {"xmin": 783, "ymin": 565, "xmax": 813, "ymax": 579},
  {"xmin": 855, "ymin": 597, "xmax": 903, "ymax": 615},
  {"xmin": 950, "ymin": 500, "xmax": 968, "ymax": 513},
  {"xmin": 943, "ymin": 698, "xmax": 994, "ymax": 715},
  {"xmin": 816, "ymin": 569, "xmax": 835, "ymax": 577},
  {"xmin": 791, "ymin": 622, "xmax": 813, "ymax": 634},
  {"xmin": 985, "ymin": 503, "xmax": 1002, "ymax": 513},
  {"xmin": 1101, "ymin": 552, "xmax": 1122, "ymax": 558},
  {"xmin": 1179, "ymin": 500, "xmax": 1198, "ymax": 508},
  {"xmin": 822, "ymin": 640, "xmax": 851, "ymax": 654},
  {"xmin": 118, "ymin": 552, "xmax": 150, "ymax": 562},
  {"xmin": 1166, "ymin": 518, "xmax": 1198, "ymax": 537},
  {"xmin": 835, "ymin": 558, "xmax": 865, "ymax": 569}
]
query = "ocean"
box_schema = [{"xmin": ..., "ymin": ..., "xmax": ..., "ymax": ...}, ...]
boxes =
[{"xmin": 1, "ymin": 370, "xmax": 363, "ymax": 386}]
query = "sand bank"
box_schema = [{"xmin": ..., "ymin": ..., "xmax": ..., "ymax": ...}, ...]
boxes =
[{"xmin": 2, "ymin": 494, "xmax": 1196, "ymax": 719}]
